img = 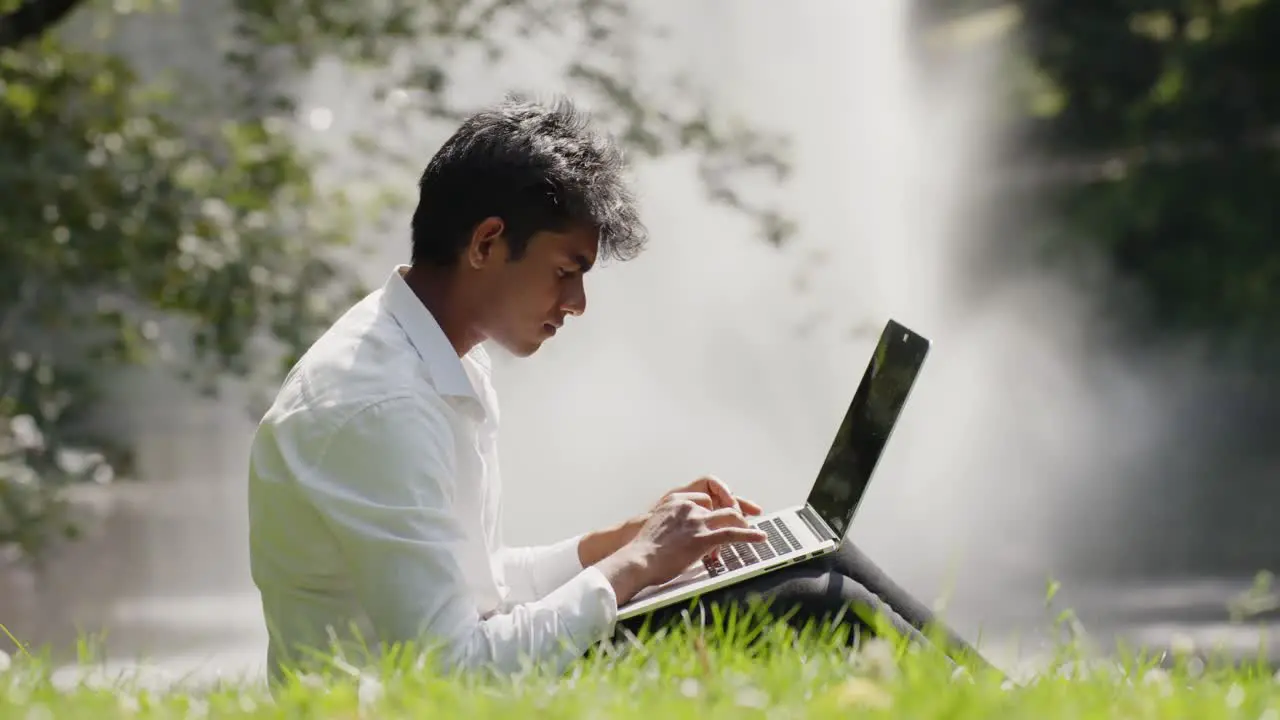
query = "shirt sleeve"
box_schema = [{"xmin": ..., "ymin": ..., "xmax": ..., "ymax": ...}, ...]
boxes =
[
  {"xmin": 495, "ymin": 535, "xmax": 589, "ymax": 604},
  {"xmin": 294, "ymin": 394, "xmax": 618, "ymax": 675}
]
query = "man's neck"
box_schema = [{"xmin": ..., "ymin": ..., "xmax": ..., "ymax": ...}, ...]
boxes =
[{"xmin": 402, "ymin": 264, "xmax": 483, "ymax": 357}]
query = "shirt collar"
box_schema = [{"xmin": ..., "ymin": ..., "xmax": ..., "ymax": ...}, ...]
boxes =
[{"xmin": 381, "ymin": 265, "xmax": 491, "ymax": 412}]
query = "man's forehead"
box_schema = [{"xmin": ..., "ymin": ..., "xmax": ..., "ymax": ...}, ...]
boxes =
[{"xmin": 550, "ymin": 226, "xmax": 599, "ymax": 268}]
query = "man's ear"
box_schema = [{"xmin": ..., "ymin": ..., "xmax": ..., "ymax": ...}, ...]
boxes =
[{"xmin": 466, "ymin": 217, "xmax": 506, "ymax": 270}]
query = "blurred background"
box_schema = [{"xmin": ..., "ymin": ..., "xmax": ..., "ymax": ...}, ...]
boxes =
[{"xmin": 2, "ymin": 0, "xmax": 1278, "ymax": 683}]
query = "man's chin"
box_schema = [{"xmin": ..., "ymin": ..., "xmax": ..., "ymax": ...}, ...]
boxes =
[{"xmin": 494, "ymin": 336, "xmax": 544, "ymax": 359}]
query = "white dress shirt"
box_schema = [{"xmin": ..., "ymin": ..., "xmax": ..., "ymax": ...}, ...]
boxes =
[{"xmin": 248, "ymin": 266, "xmax": 619, "ymax": 682}]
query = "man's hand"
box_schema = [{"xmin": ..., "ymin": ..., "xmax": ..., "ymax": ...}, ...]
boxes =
[
  {"xmin": 657, "ymin": 475, "xmax": 763, "ymax": 517},
  {"xmin": 576, "ymin": 475, "xmax": 763, "ymax": 568},
  {"xmin": 595, "ymin": 493, "xmax": 768, "ymax": 604},
  {"xmin": 655, "ymin": 475, "xmax": 761, "ymax": 562}
]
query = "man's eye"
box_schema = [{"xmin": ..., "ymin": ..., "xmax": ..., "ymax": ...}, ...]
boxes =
[{"xmin": 556, "ymin": 267, "xmax": 572, "ymax": 278}]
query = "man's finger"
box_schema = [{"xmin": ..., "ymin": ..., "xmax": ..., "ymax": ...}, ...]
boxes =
[
  {"xmin": 705, "ymin": 526, "xmax": 768, "ymax": 545},
  {"xmin": 698, "ymin": 475, "xmax": 740, "ymax": 510},
  {"xmin": 738, "ymin": 497, "xmax": 763, "ymax": 516},
  {"xmin": 669, "ymin": 492, "xmax": 713, "ymax": 510},
  {"xmin": 703, "ymin": 507, "xmax": 750, "ymax": 529}
]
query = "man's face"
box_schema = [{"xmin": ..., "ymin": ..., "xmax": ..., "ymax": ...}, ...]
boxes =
[{"xmin": 471, "ymin": 221, "xmax": 599, "ymax": 357}]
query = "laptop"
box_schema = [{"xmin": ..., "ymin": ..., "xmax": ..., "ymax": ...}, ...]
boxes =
[{"xmin": 617, "ymin": 318, "xmax": 930, "ymax": 620}]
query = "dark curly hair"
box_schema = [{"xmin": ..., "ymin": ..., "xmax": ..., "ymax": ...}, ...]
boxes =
[{"xmin": 410, "ymin": 94, "xmax": 647, "ymax": 266}]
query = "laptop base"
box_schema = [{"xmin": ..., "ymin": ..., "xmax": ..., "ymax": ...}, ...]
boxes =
[{"xmin": 616, "ymin": 506, "xmax": 837, "ymax": 621}]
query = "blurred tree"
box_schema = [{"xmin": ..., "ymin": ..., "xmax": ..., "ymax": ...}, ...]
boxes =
[
  {"xmin": 0, "ymin": 0, "xmax": 790, "ymax": 560},
  {"xmin": 1008, "ymin": 0, "xmax": 1280, "ymax": 360}
]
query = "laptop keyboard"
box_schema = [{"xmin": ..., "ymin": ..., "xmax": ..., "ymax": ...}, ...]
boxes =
[{"xmin": 702, "ymin": 517, "xmax": 803, "ymax": 577}]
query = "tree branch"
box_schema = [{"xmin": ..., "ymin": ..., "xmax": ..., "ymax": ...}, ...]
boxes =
[{"xmin": 0, "ymin": 0, "xmax": 87, "ymax": 50}]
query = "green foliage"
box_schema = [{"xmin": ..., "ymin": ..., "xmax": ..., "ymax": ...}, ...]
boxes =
[
  {"xmin": 0, "ymin": 0, "xmax": 789, "ymax": 560},
  {"xmin": 0, "ymin": 28, "xmax": 365, "ymax": 559},
  {"xmin": 1011, "ymin": 0, "xmax": 1280, "ymax": 357}
]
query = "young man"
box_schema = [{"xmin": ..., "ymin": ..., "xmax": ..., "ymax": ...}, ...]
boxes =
[{"xmin": 248, "ymin": 96, "xmax": 981, "ymax": 684}]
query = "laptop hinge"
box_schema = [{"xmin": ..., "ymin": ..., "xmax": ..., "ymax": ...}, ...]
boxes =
[{"xmin": 798, "ymin": 505, "xmax": 839, "ymax": 543}]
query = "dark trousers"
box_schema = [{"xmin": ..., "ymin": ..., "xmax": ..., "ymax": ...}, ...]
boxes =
[{"xmin": 611, "ymin": 540, "xmax": 992, "ymax": 670}]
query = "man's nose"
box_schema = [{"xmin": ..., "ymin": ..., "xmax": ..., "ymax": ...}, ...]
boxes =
[{"xmin": 561, "ymin": 279, "xmax": 586, "ymax": 316}]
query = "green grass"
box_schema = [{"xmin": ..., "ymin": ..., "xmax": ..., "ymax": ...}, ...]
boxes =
[{"xmin": 3, "ymin": 611, "xmax": 1279, "ymax": 720}]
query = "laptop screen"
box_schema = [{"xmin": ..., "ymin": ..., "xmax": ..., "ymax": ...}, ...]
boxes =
[{"xmin": 804, "ymin": 320, "xmax": 930, "ymax": 539}]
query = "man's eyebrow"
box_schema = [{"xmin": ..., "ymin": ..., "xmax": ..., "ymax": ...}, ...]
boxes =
[{"xmin": 572, "ymin": 253, "xmax": 594, "ymax": 273}]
